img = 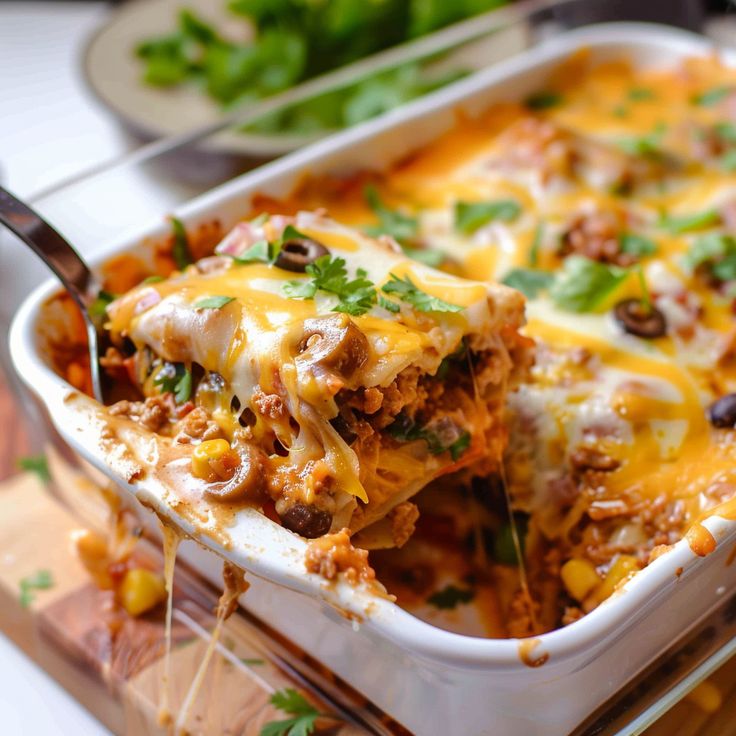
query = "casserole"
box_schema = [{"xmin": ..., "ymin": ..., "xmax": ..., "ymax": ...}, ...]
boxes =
[{"xmin": 11, "ymin": 23, "xmax": 736, "ymax": 735}]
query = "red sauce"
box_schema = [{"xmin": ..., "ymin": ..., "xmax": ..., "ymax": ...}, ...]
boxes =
[{"xmin": 518, "ymin": 638, "xmax": 549, "ymax": 668}]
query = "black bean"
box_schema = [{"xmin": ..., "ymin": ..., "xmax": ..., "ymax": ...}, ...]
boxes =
[
  {"xmin": 279, "ymin": 503, "xmax": 333, "ymax": 538},
  {"xmin": 708, "ymin": 393, "xmax": 736, "ymax": 428},
  {"xmin": 275, "ymin": 238, "xmax": 329, "ymax": 272},
  {"xmin": 613, "ymin": 298, "xmax": 667, "ymax": 338}
]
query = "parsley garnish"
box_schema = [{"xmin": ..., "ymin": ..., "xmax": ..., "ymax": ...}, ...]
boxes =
[
  {"xmin": 627, "ymin": 87, "xmax": 654, "ymax": 101},
  {"xmin": 193, "ymin": 295, "xmax": 235, "ymax": 309},
  {"xmin": 454, "ymin": 199, "xmax": 521, "ymax": 235},
  {"xmin": 660, "ymin": 208, "xmax": 721, "ymax": 234},
  {"xmin": 283, "ymin": 255, "xmax": 377, "ymax": 316},
  {"xmin": 17, "ymin": 455, "xmax": 50, "ymax": 483},
  {"xmin": 549, "ymin": 256, "xmax": 629, "ymax": 313},
  {"xmin": 715, "ymin": 122, "xmax": 736, "ymax": 144},
  {"xmin": 684, "ymin": 233, "xmax": 736, "ymax": 282},
  {"xmin": 232, "ymin": 239, "xmax": 274, "ymax": 265},
  {"xmin": 154, "ymin": 363, "xmax": 192, "ymax": 403},
  {"xmin": 88, "ymin": 290, "xmax": 116, "ymax": 319},
  {"xmin": 364, "ymin": 185, "xmax": 418, "ymax": 243},
  {"xmin": 617, "ymin": 123, "xmax": 666, "ymax": 157},
  {"xmin": 692, "ymin": 86, "xmax": 733, "ymax": 107},
  {"xmin": 381, "ymin": 273, "xmax": 462, "ymax": 313},
  {"xmin": 619, "ymin": 233, "xmax": 658, "ymax": 257},
  {"xmin": 378, "ymin": 294, "xmax": 400, "ymax": 313},
  {"xmin": 170, "ymin": 216, "xmax": 193, "ymax": 270},
  {"xmin": 525, "ymin": 91, "xmax": 562, "ymax": 110},
  {"xmin": 261, "ymin": 688, "xmax": 325, "ymax": 736},
  {"xmin": 427, "ymin": 584, "xmax": 475, "ymax": 610},
  {"xmin": 388, "ymin": 415, "xmax": 470, "ymax": 460},
  {"xmin": 19, "ymin": 569, "xmax": 54, "ymax": 608},
  {"xmin": 501, "ymin": 268, "xmax": 553, "ymax": 299}
]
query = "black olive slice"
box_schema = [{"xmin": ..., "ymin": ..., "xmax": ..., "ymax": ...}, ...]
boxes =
[
  {"xmin": 708, "ymin": 394, "xmax": 736, "ymax": 428},
  {"xmin": 613, "ymin": 299, "xmax": 666, "ymax": 338},
  {"xmin": 279, "ymin": 503, "xmax": 333, "ymax": 538},
  {"xmin": 275, "ymin": 238, "xmax": 329, "ymax": 272}
]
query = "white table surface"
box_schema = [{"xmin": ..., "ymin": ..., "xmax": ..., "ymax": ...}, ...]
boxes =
[{"xmin": 0, "ymin": 3, "xmax": 127, "ymax": 734}]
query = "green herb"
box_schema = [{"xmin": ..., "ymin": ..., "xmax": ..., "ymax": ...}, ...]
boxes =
[
  {"xmin": 692, "ymin": 86, "xmax": 733, "ymax": 107},
  {"xmin": 721, "ymin": 149, "xmax": 736, "ymax": 172},
  {"xmin": 239, "ymin": 657, "xmax": 265, "ymax": 666},
  {"xmin": 388, "ymin": 415, "xmax": 470, "ymax": 460},
  {"xmin": 17, "ymin": 455, "xmax": 50, "ymax": 483},
  {"xmin": 636, "ymin": 264, "xmax": 653, "ymax": 313},
  {"xmin": 494, "ymin": 515, "xmax": 528, "ymax": 566},
  {"xmin": 628, "ymin": 87, "xmax": 654, "ymax": 101},
  {"xmin": 427, "ymin": 584, "xmax": 475, "ymax": 610},
  {"xmin": 684, "ymin": 233, "xmax": 736, "ymax": 282},
  {"xmin": 232, "ymin": 240, "xmax": 274, "ymax": 265},
  {"xmin": 715, "ymin": 121, "xmax": 736, "ymax": 144},
  {"xmin": 660, "ymin": 209, "xmax": 721, "ymax": 234},
  {"xmin": 454, "ymin": 199, "xmax": 521, "ymax": 235},
  {"xmin": 88, "ymin": 290, "xmax": 115, "ymax": 319},
  {"xmin": 501, "ymin": 268, "xmax": 553, "ymax": 299},
  {"xmin": 549, "ymin": 256, "xmax": 629, "ymax": 313},
  {"xmin": 381, "ymin": 273, "xmax": 462, "ymax": 313},
  {"xmin": 378, "ymin": 294, "xmax": 400, "ymax": 313},
  {"xmin": 529, "ymin": 223, "xmax": 543, "ymax": 267},
  {"xmin": 525, "ymin": 91, "xmax": 562, "ymax": 110},
  {"xmin": 261, "ymin": 688, "xmax": 324, "ymax": 736},
  {"xmin": 364, "ymin": 185, "xmax": 418, "ymax": 243},
  {"xmin": 448, "ymin": 431, "xmax": 471, "ymax": 461},
  {"xmin": 19, "ymin": 570, "xmax": 54, "ymax": 608},
  {"xmin": 170, "ymin": 216, "xmax": 192, "ymax": 270},
  {"xmin": 619, "ymin": 233, "xmax": 658, "ymax": 257},
  {"xmin": 193, "ymin": 295, "xmax": 235, "ymax": 309},
  {"xmin": 154, "ymin": 363, "xmax": 192, "ymax": 403},
  {"xmin": 612, "ymin": 105, "xmax": 628, "ymax": 118},
  {"xmin": 142, "ymin": 275, "xmax": 164, "ymax": 284},
  {"xmin": 401, "ymin": 246, "xmax": 445, "ymax": 267},
  {"xmin": 283, "ymin": 256, "xmax": 377, "ymax": 316},
  {"xmin": 617, "ymin": 123, "xmax": 666, "ymax": 157}
]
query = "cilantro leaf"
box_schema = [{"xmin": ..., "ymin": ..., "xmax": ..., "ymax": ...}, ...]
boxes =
[
  {"xmin": 529, "ymin": 223, "xmax": 543, "ymax": 267},
  {"xmin": 388, "ymin": 414, "xmax": 470, "ymax": 460},
  {"xmin": 427, "ymin": 584, "xmax": 475, "ymax": 610},
  {"xmin": 170, "ymin": 217, "xmax": 193, "ymax": 270},
  {"xmin": 231, "ymin": 240, "xmax": 276, "ymax": 265},
  {"xmin": 378, "ymin": 294, "xmax": 400, "ymax": 313},
  {"xmin": 721, "ymin": 149, "xmax": 736, "ymax": 172},
  {"xmin": 401, "ymin": 246, "xmax": 445, "ymax": 267},
  {"xmin": 715, "ymin": 122, "xmax": 736, "ymax": 144},
  {"xmin": 364, "ymin": 185, "xmax": 418, "ymax": 244},
  {"xmin": 627, "ymin": 87, "xmax": 655, "ymax": 101},
  {"xmin": 142, "ymin": 275, "xmax": 164, "ymax": 284},
  {"xmin": 619, "ymin": 233, "xmax": 658, "ymax": 257},
  {"xmin": 88, "ymin": 290, "xmax": 116, "ymax": 319},
  {"xmin": 154, "ymin": 363, "xmax": 192, "ymax": 403},
  {"xmin": 381, "ymin": 273, "xmax": 462, "ymax": 313},
  {"xmin": 660, "ymin": 209, "xmax": 721, "ymax": 234},
  {"xmin": 261, "ymin": 689, "xmax": 322, "ymax": 736},
  {"xmin": 617, "ymin": 124, "xmax": 666, "ymax": 157},
  {"xmin": 193, "ymin": 295, "xmax": 235, "ymax": 309},
  {"xmin": 283, "ymin": 256, "xmax": 377, "ymax": 316},
  {"xmin": 684, "ymin": 233, "xmax": 736, "ymax": 282},
  {"xmin": 549, "ymin": 256, "xmax": 629, "ymax": 313},
  {"xmin": 17, "ymin": 455, "xmax": 50, "ymax": 483},
  {"xmin": 19, "ymin": 569, "xmax": 54, "ymax": 608},
  {"xmin": 525, "ymin": 91, "xmax": 562, "ymax": 110},
  {"xmin": 494, "ymin": 516, "xmax": 529, "ymax": 566},
  {"xmin": 448, "ymin": 431, "xmax": 471, "ymax": 461},
  {"xmin": 454, "ymin": 199, "xmax": 521, "ymax": 235},
  {"xmin": 692, "ymin": 86, "xmax": 733, "ymax": 107},
  {"xmin": 501, "ymin": 268, "xmax": 553, "ymax": 299}
]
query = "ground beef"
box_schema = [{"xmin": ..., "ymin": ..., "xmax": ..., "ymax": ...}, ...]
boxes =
[
  {"xmin": 389, "ymin": 502, "xmax": 420, "ymax": 549},
  {"xmin": 174, "ymin": 407, "xmax": 222, "ymax": 443},
  {"xmin": 559, "ymin": 210, "xmax": 636, "ymax": 266},
  {"xmin": 305, "ymin": 529, "xmax": 376, "ymax": 585},
  {"xmin": 253, "ymin": 389, "xmax": 287, "ymax": 420},
  {"xmin": 109, "ymin": 395, "xmax": 178, "ymax": 432}
]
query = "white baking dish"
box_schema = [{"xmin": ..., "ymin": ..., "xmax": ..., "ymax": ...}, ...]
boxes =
[{"xmin": 10, "ymin": 23, "xmax": 736, "ymax": 736}]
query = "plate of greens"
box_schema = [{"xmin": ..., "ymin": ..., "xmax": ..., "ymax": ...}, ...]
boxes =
[{"xmin": 83, "ymin": 0, "xmax": 520, "ymax": 157}]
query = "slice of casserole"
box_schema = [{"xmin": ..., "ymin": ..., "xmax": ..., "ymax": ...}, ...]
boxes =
[{"xmin": 102, "ymin": 211, "xmax": 530, "ymax": 545}]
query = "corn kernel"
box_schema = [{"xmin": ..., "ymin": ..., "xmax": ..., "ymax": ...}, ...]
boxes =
[
  {"xmin": 119, "ymin": 568, "xmax": 166, "ymax": 617},
  {"xmin": 561, "ymin": 558, "xmax": 600, "ymax": 602},
  {"xmin": 593, "ymin": 554, "xmax": 640, "ymax": 604},
  {"xmin": 192, "ymin": 439, "xmax": 232, "ymax": 480},
  {"xmin": 686, "ymin": 680, "xmax": 722, "ymax": 714}
]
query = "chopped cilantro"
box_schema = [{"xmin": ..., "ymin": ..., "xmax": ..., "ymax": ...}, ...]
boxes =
[
  {"xmin": 529, "ymin": 223, "xmax": 543, "ymax": 267},
  {"xmin": 628, "ymin": 87, "xmax": 654, "ymax": 101},
  {"xmin": 88, "ymin": 290, "xmax": 116, "ymax": 319},
  {"xmin": 684, "ymin": 233, "xmax": 736, "ymax": 282},
  {"xmin": 692, "ymin": 86, "xmax": 733, "ymax": 107},
  {"xmin": 448, "ymin": 431, "xmax": 471, "ymax": 461},
  {"xmin": 660, "ymin": 208, "xmax": 721, "ymax": 234},
  {"xmin": 19, "ymin": 569, "xmax": 54, "ymax": 608},
  {"xmin": 364, "ymin": 185, "xmax": 418, "ymax": 243},
  {"xmin": 721, "ymin": 149, "xmax": 736, "ymax": 172},
  {"xmin": 549, "ymin": 256, "xmax": 629, "ymax": 313},
  {"xmin": 427, "ymin": 584, "xmax": 475, "ymax": 610},
  {"xmin": 715, "ymin": 122, "xmax": 736, "ymax": 144},
  {"xmin": 261, "ymin": 688, "xmax": 324, "ymax": 736},
  {"xmin": 619, "ymin": 233, "xmax": 658, "ymax": 257},
  {"xmin": 381, "ymin": 273, "xmax": 462, "ymax": 313},
  {"xmin": 617, "ymin": 123, "xmax": 666, "ymax": 157},
  {"xmin": 388, "ymin": 414, "xmax": 470, "ymax": 460},
  {"xmin": 239, "ymin": 657, "xmax": 265, "ymax": 666},
  {"xmin": 283, "ymin": 255, "xmax": 377, "ymax": 316},
  {"xmin": 501, "ymin": 268, "xmax": 553, "ymax": 299},
  {"xmin": 17, "ymin": 455, "xmax": 50, "ymax": 483},
  {"xmin": 612, "ymin": 105, "xmax": 628, "ymax": 118},
  {"xmin": 524, "ymin": 91, "xmax": 562, "ymax": 110},
  {"xmin": 454, "ymin": 199, "xmax": 521, "ymax": 235},
  {"xmin": 378, "ymin": 294, "xmax": 400, "ymax": 313},
  {"xmin": 401, "ymin": 246, "xmax": 445, "ymax": 267},
  {"xmin": 494, "ymin": 515, "xmax": 528, "ymax": 566},
  {"xmin": 170, "ymin": 216, "xmax": 193, "ymax": 270},
  {"xmin": 142, "ymin": 275, "xmax": 164, "ymax": 284},
  {"xmin": 193, "ymin": 295, "xmax": 235, "ymax": 309},
  {"xmin": 232, "ymin": 240, "xmax": 275, "ymax": 265},
  {"xmin": 154, "ymin": 363, "xmax": 192, "ymax": 403}
]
